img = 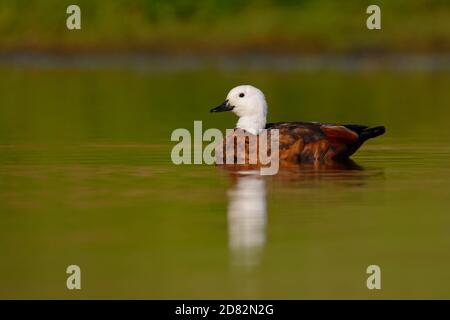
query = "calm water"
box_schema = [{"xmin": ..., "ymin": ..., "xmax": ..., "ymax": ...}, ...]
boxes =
[{"xmin": 0, "ymin": 62, "xmax": 450, "ymax": 298}]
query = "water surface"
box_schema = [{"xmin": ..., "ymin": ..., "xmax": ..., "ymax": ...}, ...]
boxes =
[{"xmin": 0, "ymin": 62, "xmax": 449, "ymax": 298}]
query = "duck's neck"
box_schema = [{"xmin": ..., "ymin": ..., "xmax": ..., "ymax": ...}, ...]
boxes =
[{"xmin": 236, "ymin": 115, "xmax": 266, "ymax": 135}]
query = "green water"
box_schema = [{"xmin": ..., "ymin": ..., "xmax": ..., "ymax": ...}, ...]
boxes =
[{"xmin": 0, "ymin": 65, "xmax": 450, "ymax": 299}]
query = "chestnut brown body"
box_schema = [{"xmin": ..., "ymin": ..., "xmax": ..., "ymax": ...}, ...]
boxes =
[{"xmin": 219, "ymin": 122, "xmax": 385, "ymax": 167}]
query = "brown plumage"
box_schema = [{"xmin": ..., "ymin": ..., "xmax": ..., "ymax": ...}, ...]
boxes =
[{"xmin": 218, "ymin": 122, "xmax": 385, "ymax": 167}]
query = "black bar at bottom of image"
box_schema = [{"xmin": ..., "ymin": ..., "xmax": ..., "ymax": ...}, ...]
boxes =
[{"xmin": 0, "ymin": 300, "xmax": 440, "ymax": 318}]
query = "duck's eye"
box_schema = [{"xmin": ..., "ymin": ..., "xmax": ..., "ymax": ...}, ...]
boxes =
[{"xmin": 239, "ymin": 93, "xmax": 245, "ymax": 98}]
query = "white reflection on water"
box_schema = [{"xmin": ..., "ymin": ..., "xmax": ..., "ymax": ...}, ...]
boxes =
[{"xmin": 227, "ymin": 172, "xmax": 267, "ymax": 268}]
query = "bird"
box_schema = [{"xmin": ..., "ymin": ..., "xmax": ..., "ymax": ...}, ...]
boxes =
[{"xmin": 210, "ymin": 85, "xmax": 385, "ymax": 166}]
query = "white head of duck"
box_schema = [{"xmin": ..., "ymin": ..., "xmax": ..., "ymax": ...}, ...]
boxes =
[{"xmin": 210, "ymin": 85, "xmax": 268, "ymax": 135}]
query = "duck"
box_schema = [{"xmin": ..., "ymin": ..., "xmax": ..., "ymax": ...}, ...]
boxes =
[{"xmin": 210, "ymin": 85, "xmax": 385, "ymax": 166}]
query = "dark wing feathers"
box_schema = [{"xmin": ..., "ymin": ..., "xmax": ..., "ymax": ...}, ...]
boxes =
[
  {"xmin": 265, "ymin": 121, "xmax": 384, "ymax": 161},
  {"xmin": 266, "ymin": 122, "xmax": 384, "ymax": 142},
  {"xmin": 267, "ymin": 122, "xmax": 359, "ymax": 142},
  {"xmin": 342, "ymin": 124, "xmax": 369, "ymax": 134},
  {"xmin": 359, "ymin": 126, "xmax": 386, "ymax": 141}
]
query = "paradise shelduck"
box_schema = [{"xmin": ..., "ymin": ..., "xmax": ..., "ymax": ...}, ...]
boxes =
[{"xmin": 211, "ymin": 85, "xmax": 385, "ymax": 166}]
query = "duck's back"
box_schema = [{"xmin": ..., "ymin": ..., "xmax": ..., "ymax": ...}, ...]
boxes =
[{"xmin": 266, "ymin": 121, "xmax": 385, "ymax": 163}]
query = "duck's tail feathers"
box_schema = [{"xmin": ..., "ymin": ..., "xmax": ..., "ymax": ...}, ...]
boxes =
[{"xmin": 359, "ymin": 126, "xmax": 386, "ymax": 141}]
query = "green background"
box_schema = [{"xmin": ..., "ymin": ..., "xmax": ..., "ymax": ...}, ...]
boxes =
[{"xmin": 0, "ymin": 1, "xmax": 449, "ymax": 299}]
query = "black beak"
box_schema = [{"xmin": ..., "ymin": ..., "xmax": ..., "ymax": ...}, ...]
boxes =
[{"xmin": 210, "ymin": 100, "xmax": 234, "ymax": 113}]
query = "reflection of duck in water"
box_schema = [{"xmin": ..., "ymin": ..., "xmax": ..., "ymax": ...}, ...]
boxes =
[
  {"xmin": 211, "ymin": 85, "xmax": 385, "ymax": 166},
  {"xmin": 227, "ymin": 173, "xmax": 266, "ymax": 268},
  {"xmin": 223, "ymin": 161, "xmax": 384, "ymax": 268}
]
